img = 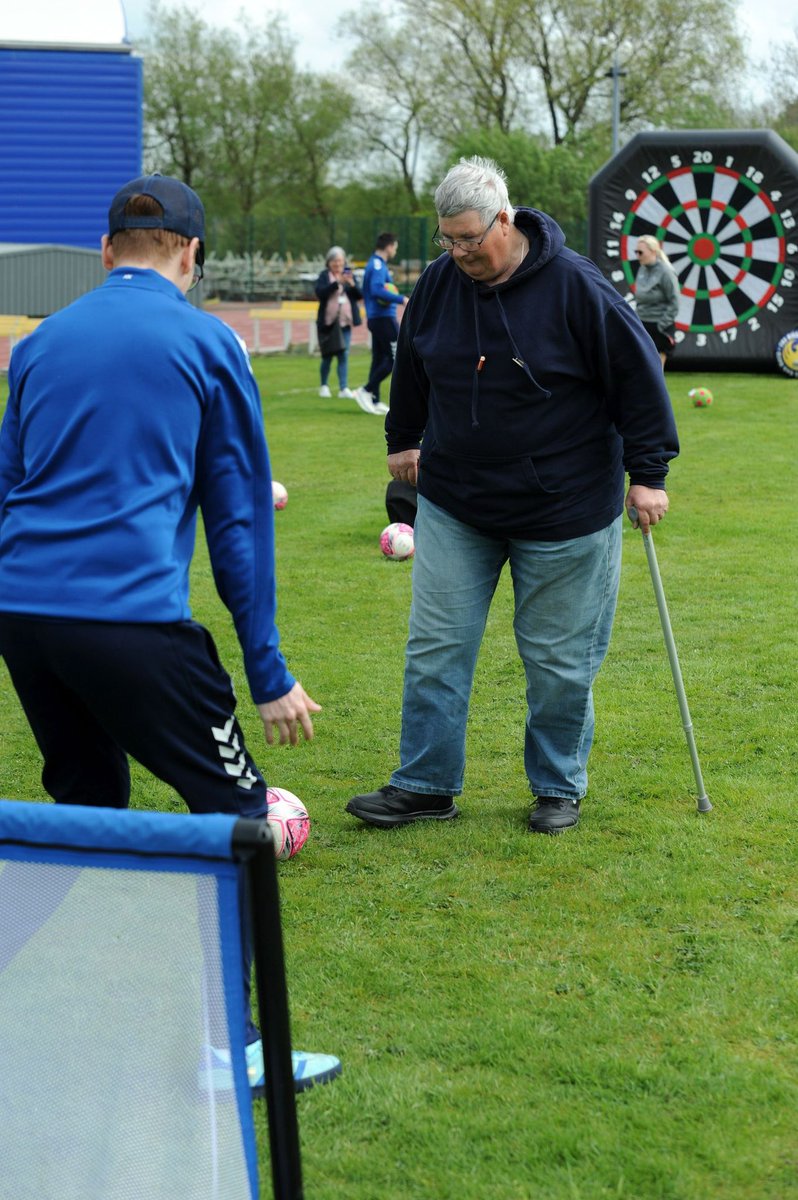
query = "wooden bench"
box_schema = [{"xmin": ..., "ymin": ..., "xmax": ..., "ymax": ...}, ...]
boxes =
[{"xmin": 248, "ymin": 301, "xmax": 319, "ymax": 353}]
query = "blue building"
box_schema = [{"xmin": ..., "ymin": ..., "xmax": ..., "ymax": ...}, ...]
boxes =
[{"xmin": 0, "ymin": 2, "xmax": 142, "ymax": 249}]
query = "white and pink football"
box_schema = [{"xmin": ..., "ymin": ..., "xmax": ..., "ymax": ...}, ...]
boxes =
[
  {"xmin": 266, "ymin": 787, "xmax": 310, "ymax": 860},
  {"xmin": 272, "ymin": 481, "xmax": 288, "ymax": 510},
  {"xmin": 380, "ymin": 522, "xmax": 415, "ymax": 561}
]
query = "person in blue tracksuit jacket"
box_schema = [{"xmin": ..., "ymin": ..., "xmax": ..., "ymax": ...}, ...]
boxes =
[
  {"xmin": 354, "ymin": 231, "xmax": 408, "ymax": 415},
  {"xmin": 346, "ymin": 156, "xmax": 679, "ymax": 837},
  {"xmin": 0, "ymin": 173, "xmax": 340, "ymax": 1095}
]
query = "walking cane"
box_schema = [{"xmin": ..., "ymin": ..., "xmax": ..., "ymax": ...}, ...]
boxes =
[{"xmin": 628, "ymin": 507, "xmax": 712, "ymax": 813}]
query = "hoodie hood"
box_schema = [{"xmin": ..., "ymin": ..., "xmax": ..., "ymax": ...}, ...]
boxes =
[{"xmin": 471, "ymin": 207, "xmax": 567, "ymax": 295}]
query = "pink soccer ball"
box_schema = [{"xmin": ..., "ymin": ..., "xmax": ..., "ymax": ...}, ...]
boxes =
[
  {"xmin": 380, "ymin": 522, "xmax": 415, "ymax": 561},
  {"xmin": 266, "ymin": 787, "xmax": 310, "ymax": 860},
  {"xmin": 272, "ymin": 481, "xmax": 288, "ymax": 509}
]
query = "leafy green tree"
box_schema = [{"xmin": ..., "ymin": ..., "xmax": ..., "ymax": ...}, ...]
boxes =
[
  {"xmin": 395, "ymin": 0, "xmax": 529, "ymax": 135},
  {"xmin": 758, "ymin": 28, "xmax": 798, "ymax": 152},
  {"xmin": 204, "ymin": 19, "xmax": 298, "ymax": 223},
  {"xmin": 140, "ymin": 3, "xmax": 217, "ymax": 187},
  {"xmin": 432, "ymin": 127, "xmax": 605, "ymax": 232},
  {"xmin": 343, "ymin": 0, "xmax": 745, "ymax": 154},
  {"xmin": 276, "ymin": 73, "xmax": 356, "ymax": 219},
  {"xmin": 140, "ymin": 2, "xmax": 352, "ymax": 231}
]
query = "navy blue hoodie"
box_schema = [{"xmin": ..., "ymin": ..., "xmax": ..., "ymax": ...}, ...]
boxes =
[{"xmin": 386, "ymin": 208, "xmax": 679, "ymax": 540}]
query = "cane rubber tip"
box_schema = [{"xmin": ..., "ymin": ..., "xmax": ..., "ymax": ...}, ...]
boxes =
[{"xmin": 697, "ymin": 795, "xmax": 713, "ymax": 813}]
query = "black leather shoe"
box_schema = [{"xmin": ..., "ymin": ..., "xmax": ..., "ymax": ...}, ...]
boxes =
[
  {"xmin": 527, "ymin": 796, "xmax": 581, "ymax": 834},
  {"xmin": 346, "ymin": 785, "xmax": 460, "ymax": 828}
]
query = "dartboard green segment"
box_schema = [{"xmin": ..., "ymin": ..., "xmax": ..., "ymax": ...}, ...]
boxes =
[{"xmin": 590, "ymin": 130, "xmax": 798, "ymax": 370}]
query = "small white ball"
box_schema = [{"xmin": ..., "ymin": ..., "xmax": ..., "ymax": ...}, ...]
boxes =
[
  {"xmin": 266, "ymin": 786, "xmax": 310, "ymax": 859},
  {"xmin": 380, "ymin": 522, "xmax": 415, "ymax": 561}
]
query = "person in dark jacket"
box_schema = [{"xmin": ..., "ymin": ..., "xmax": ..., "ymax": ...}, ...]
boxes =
[
  {"xmin": 346, "ymin": 156, "xmax": 679, "ymax": 835},
  {"xmin": 314, "ymin": 246, "xmax": 362, "ymax": 398}
]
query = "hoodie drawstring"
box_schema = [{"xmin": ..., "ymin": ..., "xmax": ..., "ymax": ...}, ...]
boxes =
[
  {"xmin": 470, "ymin": 285, "xmax": 483, "ymax": 428},
  {"xmin": 494, "ymin": 293, "xmax": 550, "ymax": 395},
  {"xmin": 469, "ymin": 286, "xmax": 552, "ymax": 429}
]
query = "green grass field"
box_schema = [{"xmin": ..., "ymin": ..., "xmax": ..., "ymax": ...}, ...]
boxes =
[{"xmin": 1, "ymin": 352, "xmax": 797, "ymax": 1198}]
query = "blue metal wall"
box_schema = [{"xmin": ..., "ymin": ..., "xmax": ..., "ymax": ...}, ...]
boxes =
[{"xmin": 0, "ymin": 47, "xmax": 142, "ymax": 248}]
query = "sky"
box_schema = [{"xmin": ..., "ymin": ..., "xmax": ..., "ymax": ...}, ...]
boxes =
[
  {"xmin": 0, "ymin": 0, "xmax": 355, "ymax": 69},
  {"xmin": 120, "ymin": 0, "xmax": 357, "ymax": 69},
  {"xmin": 0, "ymin": 0, "xmax": 794, "ymax": 93}
]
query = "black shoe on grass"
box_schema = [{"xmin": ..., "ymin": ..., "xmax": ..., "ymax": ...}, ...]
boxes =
[
  {"xmin": 527, "ymin": 796, "xmax": 581, "ymax": 834},
  {"xmin": 346, "ymin": 785, "xmax": 459, "ymax": 828}
]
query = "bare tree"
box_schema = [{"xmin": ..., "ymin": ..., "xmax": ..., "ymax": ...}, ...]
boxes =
[
  {"xmin": 338, "ymin": 7, "xmax": 445, "ymax": 209},
  {"xmin": 341, "ymin": 0, "xmax": 745, "ymax": 153}
]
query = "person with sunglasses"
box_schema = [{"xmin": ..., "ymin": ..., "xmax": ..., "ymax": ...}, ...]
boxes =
[
  {"xmin": 632, "ymin": 235, "xmax": 681, "ymax": 367},
  {"xmin": 0, "ymin": 173, "xmax": 341, "ymax": 1095},
  {"xmin": 346, "ymin": 155, "xmax": 678, "ymax": 836}
]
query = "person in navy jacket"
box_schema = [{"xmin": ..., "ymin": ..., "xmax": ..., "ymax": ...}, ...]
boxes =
[
  {"xmin": 0, "ymin": 173, "xmax": 340, "ymax": 1094},
  {"xmin": 347, "ymin": 156, "xmax": 678, "ymax": 835}
]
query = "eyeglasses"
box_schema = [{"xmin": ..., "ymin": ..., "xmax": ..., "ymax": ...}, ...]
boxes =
[
  {"xmin": 432, "ymin": 211, "xmax": 501, "ymax": 252},
  {"xmin": 189, "ymin": 256, "xmax": 204, "ymax": 291}
]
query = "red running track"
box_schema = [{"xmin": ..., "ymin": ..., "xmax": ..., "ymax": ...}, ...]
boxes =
[{"xmin": 1, "ymin": 301, "xmax": 381, "ymax": 373}]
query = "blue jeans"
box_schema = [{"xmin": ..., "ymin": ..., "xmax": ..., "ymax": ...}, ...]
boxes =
[
  {"xmin": 391, "ymin": 497, "xmax": 622, "ymax": 800},
  {"xmin": 320, "ymin": 325, "xmax": 352, "ymax": 390}
]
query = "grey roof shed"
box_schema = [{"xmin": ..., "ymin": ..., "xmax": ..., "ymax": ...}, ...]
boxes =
[{"xmin": 0, "ymin": 243, "xmax": 105, "ymax": 316}]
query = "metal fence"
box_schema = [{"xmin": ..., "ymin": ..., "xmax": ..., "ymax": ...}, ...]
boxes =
[
  {"xmin": 206, "ymin": 214, "xmax": 433, "ymax": 274},
  {"xmin": 207, "ymin": 214, "xmax": 588, "ymax": 261},
  {"xmin": 203, "ymin": 214, "xmax": 589, "ymax": 303}
]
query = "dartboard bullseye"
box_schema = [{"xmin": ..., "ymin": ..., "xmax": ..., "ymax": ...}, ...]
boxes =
[{"xmin": 589, "ymin": 130, "xmax": 798, "ymax": 370}]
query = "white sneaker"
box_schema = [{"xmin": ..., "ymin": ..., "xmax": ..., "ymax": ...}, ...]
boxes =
[
  {"xmin": 373, "ymin": 401, "xmax": 389, "ymax": 415},
  {"xmin": 319, "ymin": 385, "xmax": 331, "ymax": 398},
  {"xmin": 355, "ymin": 387, "xmax": 380, "ymax": 414},
  {"xmin": 338, "ymin": 388, "xmax": 355, "ymax": 399}
]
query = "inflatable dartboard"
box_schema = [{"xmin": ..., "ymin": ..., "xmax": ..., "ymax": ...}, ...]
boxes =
[{"xmin": 589, "ymin": 130, "xmax": 798, "ymax": 372}]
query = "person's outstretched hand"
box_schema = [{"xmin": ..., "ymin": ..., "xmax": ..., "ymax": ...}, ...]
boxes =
[{"xmin": 257, "ymin": 682, "xmax": 321, "ymax": 746}]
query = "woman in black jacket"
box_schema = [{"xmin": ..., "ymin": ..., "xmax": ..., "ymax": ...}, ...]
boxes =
[{"xmin": 314, "ymin": 246, "xmax": 362, "ymax": 398}]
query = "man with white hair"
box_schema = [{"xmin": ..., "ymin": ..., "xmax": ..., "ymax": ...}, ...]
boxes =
[{"xmin": 347, "ymin": 156, "xmax": 678, "ymax": 834}]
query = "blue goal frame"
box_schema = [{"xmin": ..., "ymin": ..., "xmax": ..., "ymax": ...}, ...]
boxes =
[{"xmin": 0, "ymin": 800, "xmax": 303, "ymax": 1200}]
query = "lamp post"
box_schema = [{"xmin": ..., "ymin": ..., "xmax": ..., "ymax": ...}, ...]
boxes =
[{"xmin": 605, "ymin": 47, "xmax": 626, "ymax": 156}]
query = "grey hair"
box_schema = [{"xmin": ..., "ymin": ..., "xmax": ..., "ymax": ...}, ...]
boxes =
[
  {"xmin": 434, "ymin": 156, "xmax": 516, "ymax": 225},
  {"xmin": 325, "ymin": 245, "xmax": 347, "ymax": 263}
]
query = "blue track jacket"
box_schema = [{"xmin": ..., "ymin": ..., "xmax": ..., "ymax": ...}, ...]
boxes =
[
  {"xmin": 386, "ymin": 208, "xmax": 679, "ymax": 540},
  {"xmin": 0, "ymin": 267, "xmax": 294, "ymax": 705},
  {"xmin": 362, "ymin": 253, "xmax": 404, "ymax": 320}
]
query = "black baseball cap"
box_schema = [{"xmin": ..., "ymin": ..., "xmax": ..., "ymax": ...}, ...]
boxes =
[{"xmin": 108, "ymin": 173, "xmax": 205, "ymax": 263}]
